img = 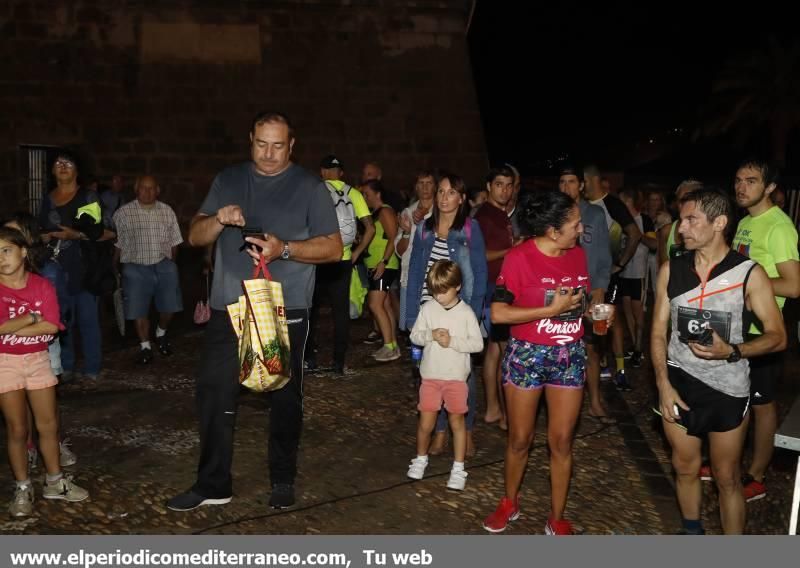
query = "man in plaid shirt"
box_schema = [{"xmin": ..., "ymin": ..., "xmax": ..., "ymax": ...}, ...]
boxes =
[{"xmin": 112, "ymin": 175, "xmax": 184, "ymax": 364}]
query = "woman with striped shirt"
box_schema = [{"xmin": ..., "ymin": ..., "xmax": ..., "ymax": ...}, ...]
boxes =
[{"xmin": 406, "ymin": 172, "xmax": 487, "ymax": 457}]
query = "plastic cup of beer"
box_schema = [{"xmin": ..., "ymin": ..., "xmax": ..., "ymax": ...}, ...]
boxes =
[{"xmin": 592, "ymin": 304, "xmax": 613, "ymax": 335}]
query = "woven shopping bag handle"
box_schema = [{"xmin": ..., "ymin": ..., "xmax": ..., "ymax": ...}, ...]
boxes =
[
  {"xmin": 245, "ymin": 254, "xmax": 275, "ymax": 369},
  {"xmin": 252, "ymin": 254, "xmax": 273, "ymax": 280}
]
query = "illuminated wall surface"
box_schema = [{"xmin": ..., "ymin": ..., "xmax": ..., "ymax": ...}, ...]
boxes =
[{"xmin": 0, "ymin": 0, "xmax": 487, "ymax": 221}]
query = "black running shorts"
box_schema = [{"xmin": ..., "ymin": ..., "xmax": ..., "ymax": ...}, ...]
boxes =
[{"xmin": 666, "ymin": 364, "xmax": 750, "ymax": 437}]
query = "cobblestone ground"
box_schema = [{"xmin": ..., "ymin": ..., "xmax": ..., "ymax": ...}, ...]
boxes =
[{"xmin": 0, "ymin": 313, "xmax": 797, "ymax": 535}]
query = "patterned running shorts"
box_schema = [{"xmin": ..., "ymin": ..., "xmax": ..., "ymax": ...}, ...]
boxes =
[{"xmin": 501, "ymin": 338, "xmax": 586, "ymax": 390}]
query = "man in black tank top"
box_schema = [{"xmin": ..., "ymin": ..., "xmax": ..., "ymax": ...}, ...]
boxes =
[{"xmin": 650, "ymin": 187, "xmax": 786, "ymax": 534}]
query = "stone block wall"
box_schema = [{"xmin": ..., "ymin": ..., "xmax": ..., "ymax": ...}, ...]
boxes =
[{"xmin": 0, "ymin": 0, "xmax": 487, "ymax": 225}]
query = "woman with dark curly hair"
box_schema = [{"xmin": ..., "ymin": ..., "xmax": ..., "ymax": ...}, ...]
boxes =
[{"xmin": 482, "ymin": 190, "xmax": 591, "ymax": 535}]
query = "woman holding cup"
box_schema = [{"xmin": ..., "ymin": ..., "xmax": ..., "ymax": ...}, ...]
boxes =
[
  {"xmin": 591, "ymin": 303, "xmax": 614, "ymax": 335},
  {"xmin": 482, "ymin": 190, "xmax": 597, "ymax": 535}
]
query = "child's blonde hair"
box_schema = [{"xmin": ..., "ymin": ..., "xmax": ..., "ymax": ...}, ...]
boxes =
[{"xmin": 426, "ymin": 260, "xmax": 462, "ymax": 296}]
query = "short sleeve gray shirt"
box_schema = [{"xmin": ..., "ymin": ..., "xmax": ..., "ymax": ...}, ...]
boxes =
[{"xmin": 200, "ymin": 162, "xmax": 338, "ymax": 310}]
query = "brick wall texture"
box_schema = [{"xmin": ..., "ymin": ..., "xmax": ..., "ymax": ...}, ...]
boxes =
[{"xmin": 0, "ymin": 0, "xmax": 487, "ymax": 225}]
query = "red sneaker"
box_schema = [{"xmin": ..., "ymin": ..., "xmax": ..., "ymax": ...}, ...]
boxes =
[
  {"xmin": 698, "ymin": 464, "xmax": 713, "ymax": 481},
  {"xmin": 482, "ymin": 496, "xmax": 520, "ymax": 533},
  {"xmin": 742, "ymin": 475, "xmax": 766, "ymax": 502},
  {"xmin": 545, "ymin": 516, "xmax": 573, "ymax": 535}
]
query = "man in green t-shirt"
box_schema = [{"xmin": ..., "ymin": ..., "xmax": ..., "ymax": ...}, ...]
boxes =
[
  {"xmin": 306, "ymin": 155, "xmax": 375, "ymax": 375},
  {"xmin": 731, "ymin": 159, "xmax": 800, "ymax": 503}
]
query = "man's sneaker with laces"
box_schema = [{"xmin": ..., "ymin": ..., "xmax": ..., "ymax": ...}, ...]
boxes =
[
  {"xmin": 742, "ymin": 474, "xmax": 767, "ymax": 502},
  {"xmin": 446, "ymin": 468, "xmax": 467, "ymax": 491},
  {"xmin": 407, "ymin": 457, "xmax": 428, "ymax": 480},
  {"xmin": 59, "ymin": 439, "xmax": 77, "ymax": 467},
  {"xmin": 363, "ymin": 330, "xmax": 382, "ymax": 345},
  {"xmin": 269, "ymin": 483, "xmax": 295, "ymax": 509},
  {"xmin": 545, "ymin": 516, "xmax": 573, "ymax": 535},
  {"xmin": 43, "ymin": 476, "xmax": 89, "ymax": 502},
  {"xmin": 482, "ymin": 496, "xmax": 520, "ymax": 533},
  {"xmin": 167, "ymin": 489, "xmax": 231, "ymax": 511},
  {"xmin": 8, "ymin": 484, "xmax": 34, "ymax": 517},
  {"xmin": 157, "ymin": 336, "xmax": 173, "ymax": 357},
  {"xmin": 614, "ymin": 370, "xmax": 632, "ymax": 391},
  {"xmin": 27, "ymin": 446, "xmax": 38, "ymax": 473},
  {"xmin": 600, "ymin": 367, "xmax": 612, "ymax": 380},
  {"xmin": 698, "ymin": 464, "xmax": 713, "ymax": 481},
  {"xmin": 375, "ymin": 347, "xmax": 401, "ymax": 362},
  {"xmin": 137, "ymin": 348, "xmax": 153, "ymax": 365}
]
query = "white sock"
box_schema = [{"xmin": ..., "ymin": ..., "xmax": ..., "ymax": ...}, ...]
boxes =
[
  {"xmin": 140, "ymin": 341, "xmax": 151, "ymax": 350},
  {"xmin": 416, "ymin": 455, "xmax": 429, "ymax": 463},
  {"xmin": 16, "ymin": 479, "xmax": 31, "ymax": 489},
  {"xmin": 452, "ymin": 461, "xmax": 465, "ymax": 472},
  {"xmin": 155, "ymin": 327, "xmax": 167, "ymax": 338},
  {"xmin": 45, "ymin": 472, "xmax": 63, "ymax": 484}
]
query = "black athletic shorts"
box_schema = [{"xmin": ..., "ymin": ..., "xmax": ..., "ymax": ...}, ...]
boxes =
[
  {"xmin": 619, "ymin": 277, "xmax": 644, "ymax": 302},
  {"xmin": 368, "ymin": 268, "xmax": 398, "ymax": 292},
  {"xmin": 746, "ymin": 334, "xmax": 782, "ymax": 406},
  {"xmin": 665, "ymin": 364, "xmax": 750, "ymax": 437}
]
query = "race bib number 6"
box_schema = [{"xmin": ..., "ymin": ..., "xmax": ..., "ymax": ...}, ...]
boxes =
[{"xmin": 677, "ymin": 306, "xmax": 732, "ymax": 343}]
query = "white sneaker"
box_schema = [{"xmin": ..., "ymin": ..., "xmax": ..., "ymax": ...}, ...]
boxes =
[
  {"xmin": 60, "ymin": 439, "xmax": 77, "ymax": 467},
  {"xmin": 446, "ymin": 468, "xmax": 468, "ymax": 491},
  {"xmin": 8, "ymin": 484, "xmax": 34, "ymax": 517},
  {"xmin": 407, "ymin": 457, "xmax": 428, "ymax": 480},
  {"xmin": 43, "ymin": 476, "xmax": 89, "ymax": 502},
  {"xmin": 375, "ymin": 347, "xmax": 401, "ymax": 362},
  {"xmin": 371, "ymin": 345, "xmax": 389, "ymax": 359}
]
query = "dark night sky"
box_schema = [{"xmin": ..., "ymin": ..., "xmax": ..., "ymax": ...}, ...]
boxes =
[{"xmin": 466, "ymin": 3, "xmax": 799, "ymax": 177}]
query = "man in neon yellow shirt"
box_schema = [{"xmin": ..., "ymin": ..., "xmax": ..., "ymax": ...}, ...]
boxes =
[
  {"xmin": 306, "ymin": 155, "xmax": 375, "ymax": 375},
  {"xmin": 732, "ymin": 159, "xmax": 800, "ymax": 502}
]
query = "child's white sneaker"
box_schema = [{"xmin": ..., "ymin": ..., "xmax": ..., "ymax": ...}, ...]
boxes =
[
  {"xmin": 446, "ymin": 468, "xmax": 467, "ymax": 491},
  {"xmin": 407, "ymin": 457, "xmax": 428, "ymax": 480}
]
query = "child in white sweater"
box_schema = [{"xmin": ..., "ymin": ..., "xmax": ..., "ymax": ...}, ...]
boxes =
[{"xmin": 407, "ymin": 260, "xmax": 483, "ymax": 490}]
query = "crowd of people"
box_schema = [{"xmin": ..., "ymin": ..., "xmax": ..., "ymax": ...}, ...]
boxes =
[{"xmin": 0, "ymin": 110, "xmax": 797, "ymax": 535}]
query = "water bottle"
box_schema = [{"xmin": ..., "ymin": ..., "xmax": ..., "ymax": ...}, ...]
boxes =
[{"xmin": 411, "ymin": 345, "xmax": 423, "ymax": 365}]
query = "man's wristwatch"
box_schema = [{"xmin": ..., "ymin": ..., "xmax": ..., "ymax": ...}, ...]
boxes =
[
  {"xmin": 280, "ymin": 241, "xmax": 291, "ymax": 260},
  {"xmin": 726, "ymin": 343, "xmax": 742, "ymax": 363},
  {"xmin": 30, "ymin": 312, "xmax": 39, "ymax": 325}
]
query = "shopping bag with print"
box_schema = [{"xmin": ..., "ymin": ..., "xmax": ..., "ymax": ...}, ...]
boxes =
[{"xmin": 228, "ymin": 255, "xmax": 291, "ymax": 392}]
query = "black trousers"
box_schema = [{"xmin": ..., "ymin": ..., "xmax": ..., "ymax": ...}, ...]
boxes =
[
  {"xmin": 306, "ymin": 260, "xmax": 352, "ymax": 369},
  {"xmin": 192, "ymin": 308, "xmax": 308, "ymax": 498}
]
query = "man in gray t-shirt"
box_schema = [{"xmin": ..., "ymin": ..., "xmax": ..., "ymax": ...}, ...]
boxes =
[
  {"xmin": 558, "ymin": 165, "xmax": 614, "ymax": 424},
  {"xmin": 167, "ymin": 111, "xmax": 341, "ymax": 513}
]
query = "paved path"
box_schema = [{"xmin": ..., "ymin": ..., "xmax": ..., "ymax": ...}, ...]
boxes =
[{"xmin": 1, "ymin": 316, "xmax": 797, "ymax": 535}]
